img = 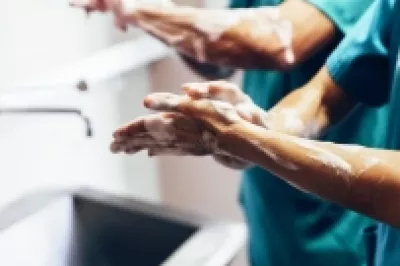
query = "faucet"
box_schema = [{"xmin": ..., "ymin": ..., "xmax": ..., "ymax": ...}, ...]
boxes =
[{"xmin": 0, "ymin": 107, "xmax": 93, "ymax": 137}]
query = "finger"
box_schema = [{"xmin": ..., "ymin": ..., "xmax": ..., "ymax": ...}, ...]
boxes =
[
  {"xmin": 235, "ymin": 103, "xmax": 254, "ymax": 122},
  {"xmin": 114, "ymin": 112, "xmax": 182, "ymax": 139},
  {"xmin": 144, "ymin": 93, "xmax": 189, "ymax": 111},
  {"xmin": 182, "ymin": 82, "xmax": 210, "ymax": 100},
  {"xmin": 144, "ymin": 93, "xmax": 208, "ymax": 119},
  {"xmin": 183, "ymin": 81, "xmax": 249, "ymax": 105},
  {"xmin": 110, "ymin": 138, "xmax": 147, "ymax": 153},
  {"xmin": 112, "ymin": 134, "xmax": 159, "ymax": 154},
  {"xmin": 143, "ymin": 113, "xmax": 178, "ymax": 142},
  {"xmin": 111, "ymin": 138, "xmax": 146, "ymax": 154},
  {"xmin": 148, "ymin": 147, "xmax": 190, "ymax": 157},
  {"xmin": 114, "ymin": 16, "xmax": 128, "ymax": 31},
  {"xmin": 148, "ymin": 142, "xmax": 212, "ymax": 157},
  {"xmin": 110, "ymin": 141, "xmax": 123, "ymax": 153},
  {"xmin": 113, "ymin": 114, "xmax": 151, "ymax": 138},
  {"xmin": 125, "ymin": 135, "xmax": 161, "ymax": 147},
  {"xmin": 145, "ymin": 93, "xmax": 241, "ymax": 130},
  {"xmin": 124, "ymin": 139, "xmax": 148, "ymax": 154},
  {"xmin": 235, "ymin": 103, "xmax": 268, "ymax": 126},
  {"xmin": 125, "ymin": 146, "xmax": 144, "ymax": 154},
  {"xmin": 208, "ymin": 81, "xmax": 248, "ymax": 104},
  {"xmin": 111, "ymin": 0, "xmax": 130, "ymax": 30},
  {"xmin": 166, "ymin": 112, "xmax": 204, "ymax": 133}
]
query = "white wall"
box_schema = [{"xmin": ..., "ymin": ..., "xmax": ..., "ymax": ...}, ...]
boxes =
[{"xmin": 0, "ymin": 0, "xmax": 160, "ymax": 207}]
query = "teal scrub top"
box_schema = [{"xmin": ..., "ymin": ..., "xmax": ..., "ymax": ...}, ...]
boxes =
[
  {"xmin": 229, "ymin": 0, "xmax": 390, "ymax": 265},
  {"xmin": 327, "ymin": 0, "xmax": 400, "ymax": 265}
]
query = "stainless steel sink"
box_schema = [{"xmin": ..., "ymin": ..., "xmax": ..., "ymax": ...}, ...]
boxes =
[{"xmin": 0, "ymin": 189, "xmax": 246, "ymax": 266}]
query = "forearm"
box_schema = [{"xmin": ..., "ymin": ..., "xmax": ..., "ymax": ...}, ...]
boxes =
[
  {"xmin": 134, "ymin": 0, "xmax": 337, "ymax": 70},
  {"xmin": 225, "ymin": 122, "xmax": 400, "ymax": 227},
  {"xmin": 265, "ymin": 67, "xmax": 356, "ymax": 138}
]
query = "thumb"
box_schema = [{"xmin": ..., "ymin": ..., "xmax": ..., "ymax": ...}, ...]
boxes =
[{"xmin": 144, "ymin": 93, "xmax": 190, "ymax": 113}]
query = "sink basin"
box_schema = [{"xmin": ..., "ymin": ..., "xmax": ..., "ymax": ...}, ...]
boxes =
[{"xmin": 0, "ymin": 189, "xmax": 246, "ymax": 266}]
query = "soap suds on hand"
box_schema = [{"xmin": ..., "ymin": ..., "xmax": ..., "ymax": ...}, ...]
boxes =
[
  {"xmin": 290, "ymin": 138, "xmax": 353, "ymax": 176},
  {"xmin": 121, "ymin": 0, "xmax": 174, "ymax": 14},
  {"xmin": 210, "ymin": 100, "xmax": 241, "ymax": 122},
  {"xmin": 338, "ymin": 144, "xmax": 364, "ymax": 153},
  {"xmin": 192, "ymin": 7, "xmax": 295, "ymax": 64}
]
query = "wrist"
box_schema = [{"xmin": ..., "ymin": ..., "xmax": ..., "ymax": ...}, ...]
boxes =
[{"xmin": 216, "ymin": 119, "xmax": 265, "ymax": 152}]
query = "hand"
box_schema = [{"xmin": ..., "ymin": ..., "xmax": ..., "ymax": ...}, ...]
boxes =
[
  {"xmin": 182, "ymin": 80, "xmax": 270, "ymax": 127},
  {"xmin": 111, "ymin": 93, "xmax": 251, "ymax": 165},
  {"xmin": 178, "ymin": 81, "xmax": 321, "ymax": 166},
  {"xmin": 69, "ymin": 0, "xmax": 174, "ymax": 30},
  {"xmin": 147, "ymin": 87, "xmax": 257, "ymax": 171},
  {"xmin": 182, "ymin": 81, "xmax": 321, "ymax": 138},
  {"xmin": 111, "ymin": 110, "xmax": 217, "ymax": 156},
  {"xmin": 111, "ymin": 81, "xmax": 281, "ymax": 170},
  {"xmin": 180, "ymin": 81, "xmax": 265, "ymax": 169}
]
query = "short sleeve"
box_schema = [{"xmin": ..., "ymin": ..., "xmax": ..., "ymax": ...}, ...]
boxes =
[
  {"xmin": 326, "ymin": 0, "xmax": 395, "ymax": 106},
  {"xmin": 306, "ymin": 0, "xmax": 374, "ymax": 33}
]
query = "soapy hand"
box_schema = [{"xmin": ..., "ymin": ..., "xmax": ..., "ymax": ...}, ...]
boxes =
[
  {"xmin": 145, "ymin": 81, "xmax": 266, "ymax": 169},
  {"xmin": 110, "ymin": 81, "xmax": 315, "ymax": 170},
  {"xmin": 179, "ymin": 81, "xmax": 266, "ymax": 168},
  {"xmin": 111, "ymin": 111, "xmax": 216, "ymax": 156},
  {"xmin": 111, "ymin": 92, "xmax": 252, "ymax": 167},
  {"xmin": 110, "ymin": 82, "xmax": 258, "ymax": 170},
  {"xmin": 111, "ymin": 81, "xmax": 315, "ymax": 170},
  {"xmin": 182, "ymin": 81, "xmax": 269, "ymax": 127},
  {"xmin": 181, "ymin": 81, "xmax": 320, "ymax": 138},
  {"xmin": 69, "ymin": 0, "xmax": 174, "ymax": 30}
]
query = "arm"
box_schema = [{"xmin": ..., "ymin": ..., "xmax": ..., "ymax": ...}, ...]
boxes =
[
  {"xmin": 260, "ymin": 66, "xmax": 356, "ymax": 138},
  {"xmin": 134, "ymin": 71, "xmax": 397, "ymax": 226},
  {"xmin": 111, "ymin": 0, "xmax": 399, "ymax": 225},
  {"xmin": 71, "ymin": 0, "xmax": 338, "ymax": 70},
  {"xmin": 225, "ymin": 114, "xmax": 400, "ymax": 227}
]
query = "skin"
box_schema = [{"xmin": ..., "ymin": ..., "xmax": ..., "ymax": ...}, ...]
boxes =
[
  {"xmin": 71, "ymin": 0, "xmax": 399, "ymax": 225},
  {"xmin": 69, "ymin": 0, "xmax": 342, "ymax": 168},
  {"xmin": 69, "ymin": 0, "xmax": 337, "ymax": 70},
  {"xmin": 111, "ymin": 67, "xmax": 400, "ymax": 228}
]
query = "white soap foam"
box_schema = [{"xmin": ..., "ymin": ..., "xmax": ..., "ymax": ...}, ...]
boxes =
[
  {"xmin": 291, "ymin": 138, "xmax": 352, "ymax": 175},
  {"xmin": 210, "ymin": 100, "xmax": 241, "ymax": 122},
  {"xmin": 192, "ymin": 7, "xmax": 295, "ymax": 64}
]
